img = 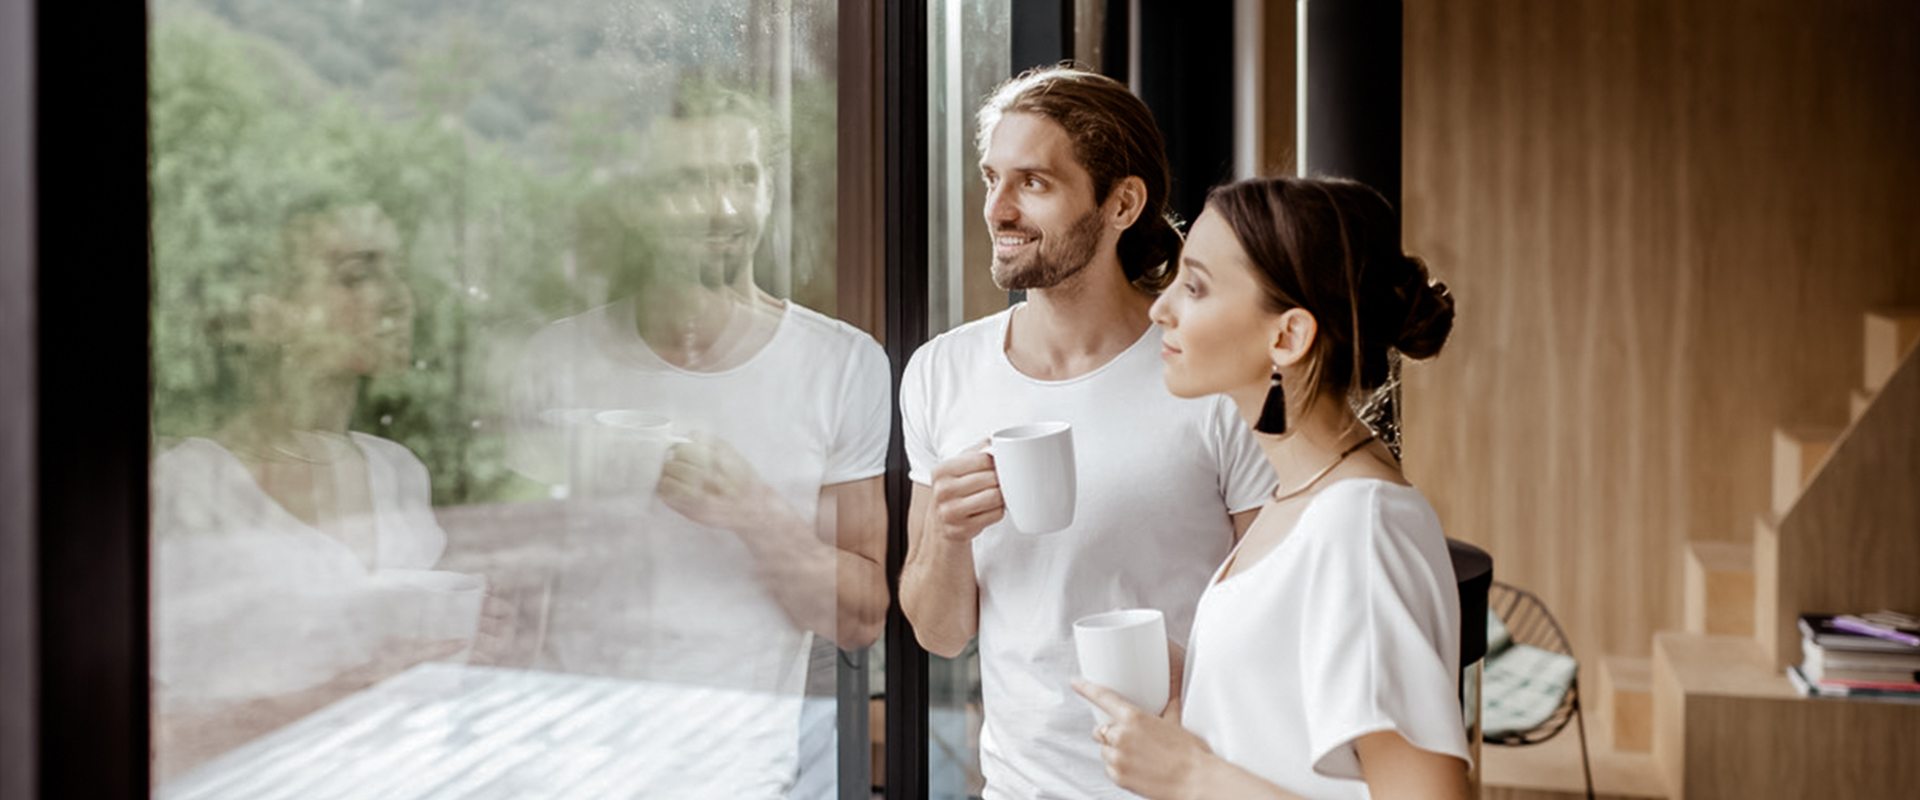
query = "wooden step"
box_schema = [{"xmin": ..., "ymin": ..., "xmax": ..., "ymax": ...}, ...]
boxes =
[
  {"xmin": 1750, "ymin": 514, "xmax": 1785, "ymax": 668},
  {"xmin": 1848, "ymin": 387, "xmax": 1874, "ymax": 424},
  {"xmin": 1596, "ymin": 655, "xmax": 1653, "ymax": 753},
  {"xmin": 1651, "ymin": 631, "xmax": 1920, "ymax": 800},
  {"xmin": 1769, "ymin": 426, "xmax": 1839, "ymax": 517},
  {"xmin": 1682, "ymin": 541, "xmax": 1754, "ymax": 637},
  {"xmin": 1863, "ymin": 307, "xmax": 1920, "ymax": 392}
]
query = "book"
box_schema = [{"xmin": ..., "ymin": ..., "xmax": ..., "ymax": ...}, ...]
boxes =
[
  {"xmin": 1832, "ymin": 612, "xmax": 1920, "ymax": 646},
  {"xmin": 1787, "ymin": 665, "xmax": 1920, "ymax": 705},
  {"xmin": 1799, "ymin": 660, "xmax": 1920, "ymax": 690},
  {"xmin": 1802, "ymin": 638, "xmax": 1920, "ymax": 673},
  {"xmin": 1798, "ymin": 614, "xmax": 1920, "ymax": 653}
]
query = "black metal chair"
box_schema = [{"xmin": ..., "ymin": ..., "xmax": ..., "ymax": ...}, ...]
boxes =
[{"xmin": 1484, "ymin": 581, "xmax": 1594, "ymax": 800}]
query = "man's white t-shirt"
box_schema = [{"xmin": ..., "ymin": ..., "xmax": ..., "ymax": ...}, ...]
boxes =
[
  {"xmin": 1182, "ymin": 479, "xmax": 1471, "ymax": 800},
  {"xmin": 901, "ymin": 306, "xmax": 1276, "ymax": 800}
]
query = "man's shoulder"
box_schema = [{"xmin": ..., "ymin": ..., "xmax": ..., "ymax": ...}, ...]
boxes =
[{"xmin": 909, "ymin": 308, "xmax": 1011, "ymax": 365}]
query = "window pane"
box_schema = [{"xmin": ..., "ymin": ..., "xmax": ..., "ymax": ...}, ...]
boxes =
[
  {"xmin": 148, "ymin": 1, "xmax": 879, "ymax": 797},
  {"xmin": 924, "ymin": 1, "xmax": 1008, "ymax": 798}
]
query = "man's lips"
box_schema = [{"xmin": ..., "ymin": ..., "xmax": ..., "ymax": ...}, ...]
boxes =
[{"xmin": 993, "ymin": 230, "xmax": 1037, "ymax": 256}]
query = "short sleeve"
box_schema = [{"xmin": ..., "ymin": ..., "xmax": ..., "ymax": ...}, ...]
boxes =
[
  {"xmin": 824, "ymin": 333, "xmax": 892, "ymax": 485},
  {"xmin": 900, "ymin": 343, "xmax": 938, "ymax": 486},
  {"xmin": 1211, "ymin": 396, "xmax": 1279, "ymax": 514},
  {"xmin": 1295, "ymin": 484, "xmax": 1470, "ymax": 780}
]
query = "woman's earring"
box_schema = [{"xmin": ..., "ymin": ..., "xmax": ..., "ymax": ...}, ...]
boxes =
[{"xmin": 1254, "ymin": 372, "xmax": 1287, "ymax": 435}]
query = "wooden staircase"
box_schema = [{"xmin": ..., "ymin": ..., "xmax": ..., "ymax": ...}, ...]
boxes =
[{"xmin": 1585, "ymin": 308, "xmax": 1920, "ymax": 800}]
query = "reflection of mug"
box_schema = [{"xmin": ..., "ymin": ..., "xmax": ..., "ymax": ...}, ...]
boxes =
[
  {"xmin": 366, "ymin": 569, "xmax": 488, "ymax": 659},
  {"xmin": 988, "ymin": 421, "xmax": 1076, "ymax": 534},
  {"xmin": 587, "ymin": 410, "xmax": 687, "ymax": 501},
  {"xmin": 1073, "ymin": 608, "xmax": 1170, "ymax": 721}
]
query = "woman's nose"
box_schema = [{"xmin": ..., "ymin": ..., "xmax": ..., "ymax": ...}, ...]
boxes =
[{"xmin": 1148, "ymin": 291, "xmax": 1174, "ymax": 327}]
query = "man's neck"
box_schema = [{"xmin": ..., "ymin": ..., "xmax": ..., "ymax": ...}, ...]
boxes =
[{"xmin": 1004, "ymin": 255, "xmax": 1155, "ymax": 381}]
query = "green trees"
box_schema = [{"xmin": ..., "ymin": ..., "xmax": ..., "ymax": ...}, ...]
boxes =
[{"xmin": 151, "ymin": 6, "xmax": 578, "ymax": 505}]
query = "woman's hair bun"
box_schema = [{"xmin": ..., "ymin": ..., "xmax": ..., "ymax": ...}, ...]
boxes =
[{"xmin": 1392, "ymin": 256, "xmax": 1453, "ymax": 360}]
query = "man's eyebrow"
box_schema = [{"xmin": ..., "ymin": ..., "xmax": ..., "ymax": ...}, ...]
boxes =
[{"xmin": 981, "ymin": 164, "xmax": 1058, "ymax": 178}]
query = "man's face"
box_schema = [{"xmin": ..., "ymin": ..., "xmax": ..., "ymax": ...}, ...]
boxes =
[
  {"xmin": 635, "ymin": 114, "xmax": 772, "ymax": 286},
  {"xmin": 979, "ymin": 112, "xmax": 1108, "ymax": 291}
]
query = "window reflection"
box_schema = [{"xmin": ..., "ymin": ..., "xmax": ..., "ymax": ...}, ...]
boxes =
[
  {"xmin": 152, "ymin": 199, "xmax": 490, "ymax": 779},
  {"xmin": 149, "ymin": 1, "xmax": 869, "ymax": 797}
]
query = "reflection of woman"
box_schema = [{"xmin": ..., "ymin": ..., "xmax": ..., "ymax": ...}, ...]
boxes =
[
  {"xmin": 152, "ymin": 201, "xmax": 484, "ymax": 779},
  {"xmin": 1074, "ymin": 177, "xmax": 1469, "ymax": 800}
]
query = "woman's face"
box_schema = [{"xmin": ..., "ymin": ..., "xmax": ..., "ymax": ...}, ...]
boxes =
[
  {"xmin": 280, "ymin": 205, "xmax": 414, "ymax": 377},
  {"xmin": 1148, "ymin": 208, "xmax": 1279, "ymax": 400}
]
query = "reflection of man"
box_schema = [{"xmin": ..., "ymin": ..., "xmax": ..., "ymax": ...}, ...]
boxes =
[
  {"xmin": 899, "ymin": 67, "xmax": 1277, "ymax": 800},
  {"xmin": 511, "ymin": 88, "xmax": 888, "ymax": 798}
]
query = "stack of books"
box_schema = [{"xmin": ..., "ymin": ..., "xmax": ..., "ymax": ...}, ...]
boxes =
[{"xmin": 1787, "ymin": 612, "xmax": 1920, "ymax": 704}]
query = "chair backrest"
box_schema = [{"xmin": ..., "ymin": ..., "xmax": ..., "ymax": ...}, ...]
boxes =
[{"xmin": 1484, "ymin": 581, "xmax": 1579, "ymax": 746}]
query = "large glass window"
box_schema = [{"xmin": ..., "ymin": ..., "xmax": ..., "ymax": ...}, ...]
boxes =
[{"xmin": 147, "ymin": 1, "xmax": 881, "ymax": 797}]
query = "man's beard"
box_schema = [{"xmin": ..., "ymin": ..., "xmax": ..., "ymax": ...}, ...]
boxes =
[{"xmin": 990, "ymin": 207, "xmax": 1105, "ymax": 291}]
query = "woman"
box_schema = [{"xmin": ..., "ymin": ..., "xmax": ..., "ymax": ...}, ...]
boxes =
[{"xmin": 1073, "ymin": 176, "xmax": 1468, "ymax": 800}]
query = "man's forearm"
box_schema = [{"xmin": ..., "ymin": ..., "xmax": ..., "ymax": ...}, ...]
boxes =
[{"xmin": 899, "ymin": 532, "xmax": 979, "ymax": 657}]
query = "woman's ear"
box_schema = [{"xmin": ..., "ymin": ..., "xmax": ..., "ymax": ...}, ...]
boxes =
[
  {"xmin": 1269, "ymin": 307, "xmax": 1318, "ymax": 369},
  {"xmin": 1107, "ymin": 175, "xmax": 1147, "ymax": 231}
]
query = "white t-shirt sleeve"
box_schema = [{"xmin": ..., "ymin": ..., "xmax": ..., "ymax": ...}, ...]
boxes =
[
  {"xmin": 1295, "ymin": 484, "xmax": 1470, "ymax": 781},
  {"xmin": 1211, "ymin": 397, "xmax": 1279, "ymax": 514},
  {"xmin": 900, "ymin": 344, "xmax": 937, "ymax": 486},
  {"xmin": 824, "ymin": 334, "xmax": 892, "ymax": 485}
]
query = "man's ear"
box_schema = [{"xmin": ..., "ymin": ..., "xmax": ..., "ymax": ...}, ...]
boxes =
[
  {"xmin": 1107, "ymin": 175, "xmax": 1147, "ymax": 231},
  {"xmin": 1270, "ymin": 307, "xmax": 1318, "ymax": 369}
]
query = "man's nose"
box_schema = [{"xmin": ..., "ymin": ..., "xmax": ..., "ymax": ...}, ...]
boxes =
[{"xmin": 985, "ymin": 183, "xmax": 1018, "ymax": 224}]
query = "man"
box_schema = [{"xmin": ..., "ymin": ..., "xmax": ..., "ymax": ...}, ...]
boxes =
[
  {"xmin": 511, "ymin": 86, "xmax": 889, "ymax": 799},
  {"xmin": 899, "ymin": 67, "xmax": 1277, "ymax": 799}
]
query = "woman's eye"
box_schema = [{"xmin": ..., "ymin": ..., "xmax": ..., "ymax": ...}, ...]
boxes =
[{"xmin": 1185, "ymin": 281, "xmax": 1204, "ymax": 297}]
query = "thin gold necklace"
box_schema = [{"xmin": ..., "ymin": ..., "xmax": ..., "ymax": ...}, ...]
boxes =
[{"xmin": 1271, "ymin": 434, "xmax": 1376, "ymax": 504}]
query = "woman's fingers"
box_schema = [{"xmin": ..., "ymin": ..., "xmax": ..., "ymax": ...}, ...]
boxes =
[{"xmin": 1072, "ymin": 679, "xmax": 1140, "ymax": 723}]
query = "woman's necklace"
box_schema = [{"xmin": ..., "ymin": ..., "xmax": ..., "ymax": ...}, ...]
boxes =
[{"xmin": 1271, "ymin": 434, "xmax": 1377, "ymax": 504}]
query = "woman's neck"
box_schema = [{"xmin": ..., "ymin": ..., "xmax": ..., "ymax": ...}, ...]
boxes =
[{"xmin": 1241, "ymin": 390, "xmax": 1377, "ymax": 490}]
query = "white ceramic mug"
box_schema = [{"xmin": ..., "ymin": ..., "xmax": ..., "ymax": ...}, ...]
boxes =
[
  {"xmin": 1073, "ymin": 608, "xmax": 1170, "ymax": 720},
  {"xmin": 988, "ymin": 421, "xmax": 1076, "ymax": 534}
]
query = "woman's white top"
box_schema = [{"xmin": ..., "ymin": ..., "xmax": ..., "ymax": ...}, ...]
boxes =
[
  {"xmin": 1181, "ymin": 479, "xmax": 1471, "ymax": 800},
  {"xmin": 151, "ymin": 434, "xmax": 464, "ymax": 708}
]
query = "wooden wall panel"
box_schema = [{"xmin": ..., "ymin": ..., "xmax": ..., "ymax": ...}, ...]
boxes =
[{"xmin": 1397, "ymin": 0, "xmax": 1920, "ymax": 662}]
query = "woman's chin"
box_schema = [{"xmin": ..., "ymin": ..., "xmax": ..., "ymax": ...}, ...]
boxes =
[{"xmin": 1160, "ymin": 375, "xmax": 1213, "ymax": 400}]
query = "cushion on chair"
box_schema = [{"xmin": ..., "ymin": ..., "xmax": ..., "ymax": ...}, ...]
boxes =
[{"xmin": 1479, "ymin": 609, "xmax": 1578, "ymax": 739}]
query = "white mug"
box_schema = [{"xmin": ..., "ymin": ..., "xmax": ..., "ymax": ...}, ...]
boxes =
[
  {"xmin": 1073, "ymin": 608, "xmax": 1170, "ymax": 721},
  {"xmin": 988, "ymin": 421, "xmax": 1076, "ymax": 534}
]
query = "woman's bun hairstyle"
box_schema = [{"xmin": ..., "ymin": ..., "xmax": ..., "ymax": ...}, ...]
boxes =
[{"xmin": 1205, "ymin": 175, "xmax": 1454, "ymax": 402}]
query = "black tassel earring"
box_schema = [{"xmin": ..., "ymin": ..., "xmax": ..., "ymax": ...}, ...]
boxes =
[{"xmin": 1254, "ymin": 372, "xmax": 1287, "ymax": 435}]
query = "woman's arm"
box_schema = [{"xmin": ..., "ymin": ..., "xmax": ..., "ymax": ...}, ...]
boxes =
[
  {"xmin": 1075, "ymin": 682, "xmax": 1468, "ymax": 800},
  {"xmin": 1074, "ymin": 681, "xmax": 1308, "ymax": 800},
  {"xmin": 1353, "ymin": 729, "xmax": 1471, "ymax": 800}
]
